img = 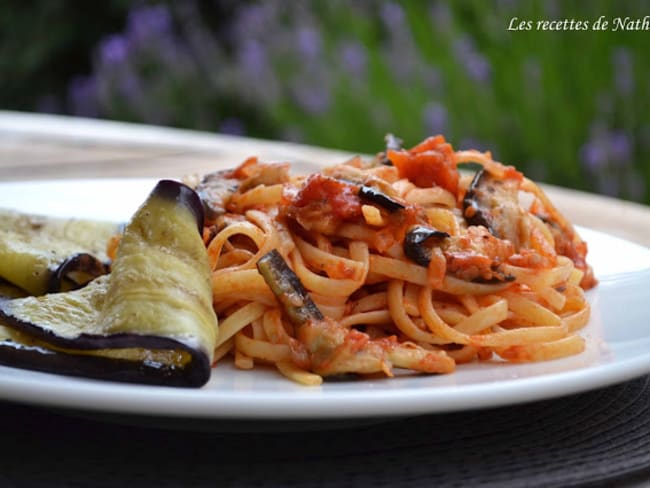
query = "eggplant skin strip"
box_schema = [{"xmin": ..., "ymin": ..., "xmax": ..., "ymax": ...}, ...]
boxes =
[
  {"xmin": 0, "ymin": 338, "xmax": 210, "ymax": 388},
  {"xmin": 0, "ymin": 180, "xmax": 217, "ymax": 388}
]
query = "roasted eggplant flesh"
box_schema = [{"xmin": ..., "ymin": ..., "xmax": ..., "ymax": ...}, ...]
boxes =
[
  {"xmin": 0, "ymin": 209, "xmax": 116, "ymax": 295},
  {"xmin": 257, "ymin": 249, "xmax": 323, "ymax": 326},
  {"xmin": 195, "ymin": 170, "xmax": 240, "ymax": 225},
  {"xmin": 404, "ymin": 225, "xmax": 450, "ymax": 266},
  {"xmin": 462, "ymin": 169, "xmax": 522, "ymax": 248},
  {"xmin": 0, "ymin": 179, "xmax": 218, "ymax": 387}
]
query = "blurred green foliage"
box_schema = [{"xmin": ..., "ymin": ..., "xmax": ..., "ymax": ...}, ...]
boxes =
[{"xmin": 0, "ymin": 0, "xmax": 648, "ymax": 203}]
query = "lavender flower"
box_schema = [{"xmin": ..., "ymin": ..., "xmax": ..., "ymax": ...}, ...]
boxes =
[
  {"xmin": 340, "ymin": 40, "xmax": 368, "ymax": 79},
  {"xmin": 422, "ymin": 101, "xmax": 448, "ymax": 135},
  {"xmin": 291, "ymin": 82, "xmax": 331, "ymax": 115},
  {"xmin": 579, "ymin": 141, "xmax": 607, "ymax": 171},
  {"xmin": 612, "ymin": 47, "xmax": 634, "ymax": 95},
  {"xmin": 453, "ymin": 34, "xmax": 491, "ymax": 84},
  {"xmin": 465, "ymin": 54, "xmax": 491, "ymax": 84},
  {"xmin": 379, "ymin": 1, "xmax": 422, "ymax": 84},
  {"xmin": 98, "ymin": 35, "xmax": 130, "ymax": 66},
  {"xmin": 127, "ymin": 5, "xmax": 173, "ymax": 42},
  {"xmin": 609, "ymin": 130, "xmax": 632, "ymax": 162},
  {"xmin": 296, "ymin": 26, "xmax": 322, "ymax": 61},
  {"xmin": 218, "ymin": 117, "xmax": 246, "ymax": 136},
  {"xmin": 68, "ymin": 75, "xmax": 100, "ymax": 117},
  {"xmin": 580, "ymin": 128, "xmax": 632, "ymax": 170},
  {"xmin": 580, "ymin": 125, "xmax": 638, "ymax": 198},
  {"xmin": 380, "ymin": 1, "xmax": 406, "ymax": 27},
  {"xmin": 229, "ymin": 3, "xmax": 275, "ymax": 42},
  {"xmin": 237, "ymin": 39, "xmax": 269, "ymax": 78}
]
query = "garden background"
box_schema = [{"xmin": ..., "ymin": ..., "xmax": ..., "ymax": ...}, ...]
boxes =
[{"xmin": 1, "ymin": 0, "xmax": 648, "ymax": 204}]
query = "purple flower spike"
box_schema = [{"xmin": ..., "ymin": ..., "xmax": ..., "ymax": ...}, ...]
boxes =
[
  {"xmin": 453, "ymin": 35, "xmax": 491, "ymax": 84},
  {"xmin": 609, "ymin": 131, "xmax": 631, "ymax": 163},
  {"xmin": 612, "ymin": 47, "xmax": 634, "ymax": 95},
  {"xmin": 238, "ymin": 39, "xmax": 268, "ymax": 77},
  {"xmin": 297, "ymin": 27, "xmax": 322, "ymax": 60},
  {"xmin": 231, "ymin": 4, "xmax": 271, "ymax": 41},
  {"xmin": 466, "ymin": 53, "xmax": 491, "ymax": 83},
  {"xmin": 340, "ymin": 40, "xmax": 368, "ymax": 78},
  {"xmin": 580, "ymin": 141, "xmax": 607, "ymax": 171},
  {"xmin": 380, "ymin": 2, "xmax": 406, "ymax": 27},
  {"xmin": 422, "ymin": 101, "xmax": 448, "ymax": 135},
  {"xmin": 127, "ymin": 5, "xmax": 173, "ymax": 41},
  {"xmin": 292, "ymin": 84, "xmax": 331, "ymax": 115},
  {"xmin": 68, "ymin": 75, "xmax": 99, "ymax": 117},
  {"xmin": 218, "ymin": 118, "xmax": 246, "ymax": 136},
  {"xmin": 99, "ymin": 35, "xmax": 129, "ymax": 65}
]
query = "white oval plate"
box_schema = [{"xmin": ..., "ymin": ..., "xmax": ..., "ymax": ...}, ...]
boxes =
[{"xmin": 1, "ymin": 178, "xmax": 650, "ymax": 421}]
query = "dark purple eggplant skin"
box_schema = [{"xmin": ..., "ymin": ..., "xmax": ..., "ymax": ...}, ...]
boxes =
[
  {"xmin": 153, "ymin": 179, "xmax": 205, "ymax": 234},
  {"xmin": 48, "ymin": 253, "xmax": 110, "ymax": 293},
  {"xmin": 257, "ymin": 249, "xmax": 323, "ymax": 326},
  {"xmin": 463, "ymin": 169, "xmax": 492, "ymax": 230},
  {"xmin": 462, "ymin": 169, "xmax": 521, "ymax": 248},
  {"xmin": 194, "ymin": 171, "xmax": 239, "ymax": 225},
  {"xmin": 0, "ymin": 338, "xmax": 210, "ymax": 387},
  {"xmin": 0, "ymin": 297, "xmax": 211, "ymax": 387},
  {"xmin": 403, "ymin": 225, "xmax": 450, "ymax": 267},
  {"xmin": 358, "ymin": 185, "xmax": 405, "ymax": 213}
]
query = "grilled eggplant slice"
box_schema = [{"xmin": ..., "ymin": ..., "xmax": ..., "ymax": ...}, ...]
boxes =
[
  {"xmin": 403, "ymin": 225, "xmax": 450, "ymax": 266},
  {"xmin": 463, "ymin": 169, "xmax": 523, "ymax": 249},
  {"xmin": 0, "ymin": 180, "xmax": 218, "ymax": 387},
  {"xmin": 0, "ymin": 209, "xmax": 117, "ymax": 295},
  {"xmin": 257, "ymin": 249, "xmax": 323, "ymax": 326}
]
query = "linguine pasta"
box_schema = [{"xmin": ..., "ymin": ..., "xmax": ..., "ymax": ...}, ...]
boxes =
[{"xmin": 197, "ymin": 135, "xmax": 595, "ymax": 385}]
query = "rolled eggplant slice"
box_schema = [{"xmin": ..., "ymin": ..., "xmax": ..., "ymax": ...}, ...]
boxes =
[
  {"xmin": 0, "ymin": 209, "xmax": 117, "ymax": 295},
  {"xmin": 0, "ymin": 180, "xmax": 218, "ymax": 387},
  {"xmin": 0, "ymin": 278, "xmax": 203, "ymax": 386},
  {"xmin": 0, "ymin": 279, "xmax": 27, "ymax": 299}
]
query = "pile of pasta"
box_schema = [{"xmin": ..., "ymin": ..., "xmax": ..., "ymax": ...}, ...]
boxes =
[{"xmin": 196, "ymin": 135, "xmax": 596, "ymax": 385}]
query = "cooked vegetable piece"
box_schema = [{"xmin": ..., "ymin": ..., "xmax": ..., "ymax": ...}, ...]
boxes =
[
  {"xmin": 0, "ymin": 180, "xmax": 218, "ymax": 387},
  {"xmin": 403, "ymin": 225, "xmax": 450, "ymax": 266},
  {"xmin": 257, "ymin": 249, "xmax": 454, "ymax": 377},
  {"xmin": 195, "ymin": 170, "xmax": 240, "ymax": 225},
  {"xmin": 358, "ymin": 185, "xmax": 405, "ymax": 212},
  {"xmin": 0, "ymin": 279, "xmax": 27, "ymax": 299},
  {"xmin": 462, "ymin": 169, "xmax": 523, "ymax": 249},
  {"xmin": 256, "ymin": 249, "xmax": 323, "ymax": 326},
  {"xmin": 0, "ymin": 209, "xmax": 116, "ymax": 295}
]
